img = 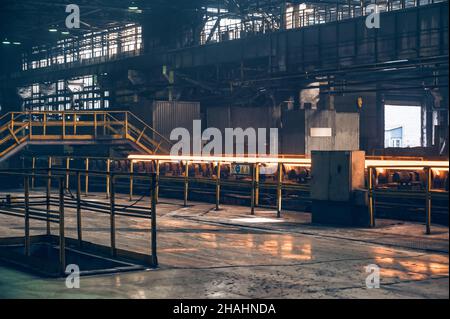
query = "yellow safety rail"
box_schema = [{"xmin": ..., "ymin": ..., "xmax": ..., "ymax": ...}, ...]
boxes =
[{"xmin": 0, "ymin": 110, "xmax": 172, "ymax": 159}]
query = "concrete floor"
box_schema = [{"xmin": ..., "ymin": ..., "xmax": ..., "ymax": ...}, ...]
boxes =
[{"xmin": 0, "ymin": 192, "xmax": 448, "ymax": 299}]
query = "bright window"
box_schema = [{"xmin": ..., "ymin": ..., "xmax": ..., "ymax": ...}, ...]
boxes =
[{"xmin": 385, "ymin": 105, "xmax": 422, "ymax": 148}]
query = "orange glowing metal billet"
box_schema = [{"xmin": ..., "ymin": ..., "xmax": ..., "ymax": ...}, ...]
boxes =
[{"xmin": 129, "ymin": 155, "xmax": 448, "ymax": 170}]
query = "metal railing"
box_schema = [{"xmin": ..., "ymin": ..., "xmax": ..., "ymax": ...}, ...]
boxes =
[
  {"xmin": 21, "ymin": 155, "xmax": 312, "ymax": 219},
  {"xmin": 367, "ymin": 164, "xmax": 449, "ymax": 234},
  {"xmin": 0, "ymin": 168, "xmax": 158, "ymax": 274},
  {"xmin": 13, "ymin": 155, "xmax": 450, "ymax": 233},
  {"xmin": 0, "ymin": 110, "xmax": 172, "ymax": 159},
  {"xmin": 200, "ymin": 0, "xmax": 446, "ymax": 45}
]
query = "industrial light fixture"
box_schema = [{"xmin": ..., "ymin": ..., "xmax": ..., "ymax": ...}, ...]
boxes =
[
  {"xmin": 13, "ymin": 41, "xmax": 21, "ymax": 45},
  {"xmin": 2, "ymin": 39, "xmax": 11, "ymax": 45},
  {"xmin": 128, "ymin": 1, "xmax": 139, "ymax": 10},
  {"xmin": 61, "ymin": 31, "xmax": 70, "ymax": 35},
  {"xmin": 49, "ymin": 27, "xmax": 58, "ymax": 32}
]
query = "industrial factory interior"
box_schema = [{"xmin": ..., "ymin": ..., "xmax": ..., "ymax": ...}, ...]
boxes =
[{"xmin": 0, "ymin": 0, "xmax": 448, "ymax": 306}]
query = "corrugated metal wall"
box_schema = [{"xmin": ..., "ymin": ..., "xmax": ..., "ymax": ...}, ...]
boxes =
[
  {"xmin": 206, "ymin": 105, "xmax": 231, "ymax": 133},
  {"xmin": 206, "ymin": 105, "xmax": 278, "ymax": 155},
  {"xmin": 152, "ymin": 101, "xmax": 201, "ymax": 140}
]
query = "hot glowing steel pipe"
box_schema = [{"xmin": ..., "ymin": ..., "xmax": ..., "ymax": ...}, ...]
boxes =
[
  {"xmin": 129, "ymin": 155, "xmax": 448, "ymax": 169},
  {"xmin": 129, "ymin": 155, "xmax": 311, "ymax": 165},
  {"xmin": 365, "ymin": 160, "xmax": 449, "ymax": 169}
]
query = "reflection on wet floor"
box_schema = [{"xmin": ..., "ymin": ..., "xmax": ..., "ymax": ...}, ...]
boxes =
[
  {"xmin": 0, "ymin": 193, "xmax": 448, "ymax": 298},
  {"xmin": 371, "ymin": 246, "xmax": 449, "ymax": 281},
  {"xmin": 178, "ymin": 231, "xmax": 313, "ymax": 262}
]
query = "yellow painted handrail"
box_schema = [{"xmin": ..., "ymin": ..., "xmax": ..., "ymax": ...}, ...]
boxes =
[{"xmin": 0, "ymin": 110, "xmax": 172, "ymax": 159}]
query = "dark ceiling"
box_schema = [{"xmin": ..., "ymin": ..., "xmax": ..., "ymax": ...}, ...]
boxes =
[
  {"xmin": 0, "ymin": 0, "xmax": 358, "ymax": 47},
  {"xmin": 0, "ymin": 0, "xmax": 348, "ymax": 75},
  {"xmin": 0, "ymin": 0, "xmax": 210, "ymax": 46}
]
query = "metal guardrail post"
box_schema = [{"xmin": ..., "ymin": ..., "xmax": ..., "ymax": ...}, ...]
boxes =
[
  {"xmin": 65, "ymin": 157, "xmax": 70, "ymax": 190},
  {"xmin": 11, "ymin": 113, "xmax": 15, "ymax": 136},
  {"xmin": 73, "ymin": 113, "xmax": 77, "ymax": 135},
  {"xmin": 106, "ymin": 159, "xmax": 111, "ymax": 199},
  {"xmin": 251, "ymin": 163, "xmax": 256, "ymax": 215},
  {"xmin": 31, "ymin": 157, "xmax": 36, "ymax": 190},
  {"xmin": 184, "ymin": 161, "xmax": 189, "ymax": 207},
  {"xmin": 215, "ymin": 162, "xmax": 221, "ymax": 211},
  {"xmin": 43, "ymin": 113, "xmax": 47, "ymax": 136},
  {"xmin": 110, "ymin": 174, "xmax": 116, "ymax": 257},
  {"xmin": 46, "ymin": 157, "xmax": 52, "ymax": 235},
  {"xmin": 103, "ymin": 113, "xmax": 107, "ymax": 135},
  {"xmin": 255, "ymin": 163, "xmax": 260, "ymax": 207},
  {"xmin": 129, "ymin": 160, "xmax": 134, "ymax": 201},
  {"xmin": 368, "ymin": 167, "xmax": 375, "ymax": 228},
  {"xmin": 28, "ymin": 112, "xmax": 33, "ymax": 139},
  {"xmin": 151, "ymin": 175, "xmax": 158, "ymax": 267},
  {"xmin": 276, "ymin": 163, "xmax": 283, "ymax": 218},
  {"xmin": 6, "ymin": 195, "xmax": 11, "ymax": 207},
  {"xmin": 85, "ymin": 158, "xmax": 89, "ymax": 196},
  {"xmin": 62, "ymin": 113, "xmax": 66, "ymax": 140},
  {"xmin": 425, "ymin": 167, "xmax": 432, "ymax": 235},
  {"xmin": 59, "ymin": 177, "xmax": 66, "ymax": 276},
  {"xmin": 24, "ymin": 176, "xmax": 30, "ymax": 257},
  {"xmin": 94, "ymin": 113, "xmax": 98, "ymax": 138},
  {"xmin": 125, "ymin": 112, "xmax": 129, "ymax": 138},
  {"xmin": 155, "ymin": 160, "xmax": 160, "ymax": 203},
  {"xmin": 76, "ymin": 171, "xmax": 82, "ymax": 246}
]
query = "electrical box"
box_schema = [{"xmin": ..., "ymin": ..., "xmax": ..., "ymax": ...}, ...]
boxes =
[
  {"xmin": 311, "ymin": 151, "xmax": 365, "ymax": 202},
  {"xmin": 311, "ymin": 151, "xmax": 369, "ymax": 226}
]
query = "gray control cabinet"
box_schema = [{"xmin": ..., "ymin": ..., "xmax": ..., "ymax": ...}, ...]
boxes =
[{"xmin": 311, "ymin": 151, "xmax": 368, "ymax": 226}]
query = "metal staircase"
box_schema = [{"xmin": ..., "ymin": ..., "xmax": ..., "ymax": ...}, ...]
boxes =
[{"xmin": 0, "ymin": 110, "xmax": 172, "ymax": 162}]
